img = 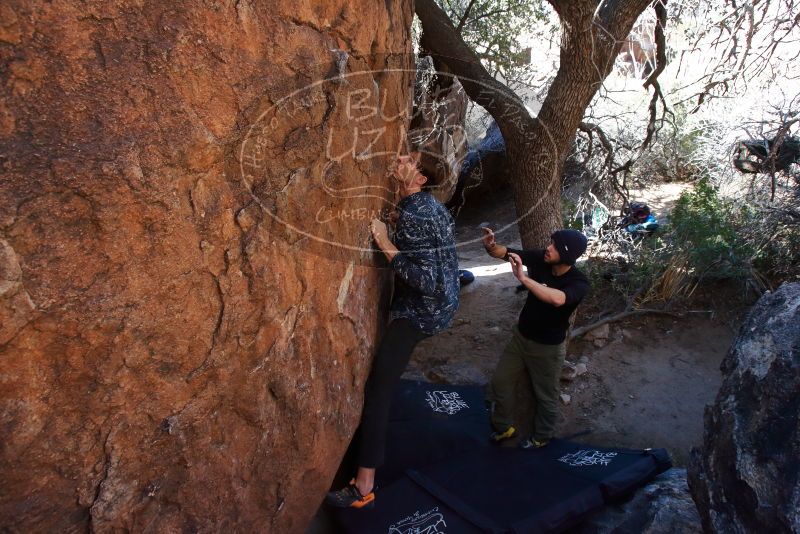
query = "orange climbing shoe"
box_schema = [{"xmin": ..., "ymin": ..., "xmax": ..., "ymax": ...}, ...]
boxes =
[{"xmin": 325, "ymin": 479, "xmax": 375, "ymax": 509}]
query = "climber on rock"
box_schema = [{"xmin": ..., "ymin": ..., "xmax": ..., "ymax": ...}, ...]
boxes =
[
  {"xmin": 481, "ymin": 227, "xmax": 589, "ymax": 449},
  {"xmin": 325, "ymin": 152, "xmax": 460, "ymax": 509}
]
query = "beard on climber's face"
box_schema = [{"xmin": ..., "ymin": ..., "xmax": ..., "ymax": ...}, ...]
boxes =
[{"xmin": 543, "ymin": 240, "xmax": 561, "ymax": 264}]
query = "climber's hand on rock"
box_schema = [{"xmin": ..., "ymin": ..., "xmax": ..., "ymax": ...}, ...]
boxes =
[
  {"xmin": 371, "ymin": 218, "xmax": 398, "ymax": 262},
  {"xmin": 370, "ymin": 218, "xmax": 390, "ymax": 249}
]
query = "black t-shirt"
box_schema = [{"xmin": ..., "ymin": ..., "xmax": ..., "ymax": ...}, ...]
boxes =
[{"xmin": 507, "ymin": 248, "xmax": 590, "ymax": 345}]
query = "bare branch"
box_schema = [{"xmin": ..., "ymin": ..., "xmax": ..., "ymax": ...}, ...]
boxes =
[
  {"xmin": 455, "ymin": 0, "xmax": 478, "ymax": 34},
  {"xmin": 681, "ymin": 0, "xmax": 800, "ymax": 112},
  {"xmin": 641, "ymin": 0, "xmax": 669, "ymax": 150},
  {"xmin": 578, "ymin": 121, "xmax": 631, "ymax": 209},
  {"xmin": 571, "ymin": 308, "xmax": 682, "ymax": 339},
  {"xmin": 643, "ymin": 0, "xmax": 667, "ymax": 90},
  {"xmin": 579, "ymin": 122, "xmax": 615, "ymax": 173},
  {"xmin": 467, "ymin": 7, "xmax": 513, "ymax": 24}
]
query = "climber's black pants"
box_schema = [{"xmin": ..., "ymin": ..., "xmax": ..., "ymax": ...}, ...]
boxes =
[{"xmin": 356, "ymin": 318, "xmax": 429, "ymax": 468}]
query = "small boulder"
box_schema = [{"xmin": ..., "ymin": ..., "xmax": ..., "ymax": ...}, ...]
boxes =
[
  {"xmin": 586, "ymin": 323, "xmax": 611, "ymax": 348},
  {"xmin": 561, "ymin": 361, "xmax": 577, "ymax": 381},
  {"xmin": 585, "ymin": 323, "xmax": 610, "ymax": 342},
  {"xmin": 574, "ymin": 469, "xmax": 702, "ymax": 533},
  {"xmin": 427, "ymin": 362, "xmax": 489, "ymax": 386},
  {"xmin": 687, "ymin": 283, "xmax": 800, "ymax": 533}
]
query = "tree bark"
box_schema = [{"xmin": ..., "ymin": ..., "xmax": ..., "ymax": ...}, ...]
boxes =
[{"xmin": 416, "ymin": 0, "xmax": 652, "ymax": 248}]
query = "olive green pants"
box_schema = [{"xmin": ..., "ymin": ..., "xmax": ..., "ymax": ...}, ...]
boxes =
[{"xmin": 488, "ymin": 325, "xmax": 566, "ymax": 441}]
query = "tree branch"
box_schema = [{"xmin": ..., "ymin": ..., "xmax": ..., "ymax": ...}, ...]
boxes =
[
  {"xmin": 570, "ymin": 308, "xmax": 682, "ymax": 339},
  {"xmin": 643, "ymin": 0, "xmax": 667, "ymax": 90},
  {"xmin": 641, "ymin": 0, "xmax": 668, "ymax": 151},
  {"xmin": 467, "ymin": 7, "xmax": 512, "ymax": 24},
  {"xmin": 416, "ymin": 0, "xmax": 532, "ymax": 138},
  {"xmin": 596, "ymin": 0, "xmax": 658, "ymax": 30},
  {"xmin": 579, "ymin": 121, "xmax": 615, "ymax": 173},
  {"xmin": 641, "ymin": 80, "xmax": 669, "ymax": 150},
  {"xmin": 455, "ymin": 0, "xmax": 478, "ymax": 34},
  {"xmin": 579, "ymin": 121, "xmax": 630, "ymax": 208}
]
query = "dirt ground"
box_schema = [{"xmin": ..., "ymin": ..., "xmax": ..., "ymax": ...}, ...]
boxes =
[{"xmin": 403, "ymin": 183, "xmax": 742, "ymax": 467}]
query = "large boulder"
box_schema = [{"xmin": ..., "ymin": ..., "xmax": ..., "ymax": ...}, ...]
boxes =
[
  {"xmin": 0, "ymin": 1, "xmax": 413, "ymax": 531},
  {"xmin": 688, "ymin": 283, "xmax": 800, "ymax": 533}
]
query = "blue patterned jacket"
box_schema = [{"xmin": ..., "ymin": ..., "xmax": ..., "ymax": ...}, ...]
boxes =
[{"xmin": 388, "ymin": 192, "xmax": 459, "ymax": 335}]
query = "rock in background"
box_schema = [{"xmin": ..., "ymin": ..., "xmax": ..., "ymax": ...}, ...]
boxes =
[
  {"xmin": 688, "ymin": 282, "xmax": 800, "ymax": 533},
  {"xmin": 447, "ymin": 120, "xmax": 512, "ymax": 214},
  {"xmin": 0, "ymin": 1, "xmax": 413, "ymax": 531},
  {"xmin": 409, "ymin": 57, "xmax": 469, "ymax": 205}
]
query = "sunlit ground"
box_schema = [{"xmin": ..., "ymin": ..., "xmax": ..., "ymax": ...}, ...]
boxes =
[{"xmin": 467, "ymin": 262, "xmax": 514, "ymax": 277}]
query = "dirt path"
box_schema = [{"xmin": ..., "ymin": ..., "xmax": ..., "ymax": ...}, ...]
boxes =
[
  {"xmin": 559, "ymin": 316, "xmax": 731, "ymax": 466},
  {"xmin": 403, "ymin": 186, "xmax": 735, "ymax": 466},
  {"xmin": 629, "ymin": 181, "xmax": 691, "ymax": 223}
]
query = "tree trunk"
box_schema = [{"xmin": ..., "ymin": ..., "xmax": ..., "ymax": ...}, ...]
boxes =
[{"xmin": 505, "ymin": 3, "xmax": 638, "ymax": 247}]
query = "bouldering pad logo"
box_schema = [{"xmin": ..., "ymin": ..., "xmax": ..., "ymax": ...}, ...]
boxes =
[
  {"xmin": 388, "ymin": 507, "xmax": 447, "ymax": 534},
  {"xmin": 558, "ymin": 450, "xmax": 618, "ymax": 467},
  {"xmin": 425, "ymin": 390, "xmax": 469, "ymax": 415}
]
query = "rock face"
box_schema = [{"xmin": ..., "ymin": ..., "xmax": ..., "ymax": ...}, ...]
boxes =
[
  {"xmin": 573, "ymin": 469, "xmax": 702, "ymax": 534},
  {"xmin": 447, "ymin": 120, "xmax": 511, "ymax": 213},
  {"xmin": 0, "ymin": 1, "xmax": 412, "ymax": 532},
  {"xmin": 688, "ymin": 283, "xmax": 800, "ymax": 534}
]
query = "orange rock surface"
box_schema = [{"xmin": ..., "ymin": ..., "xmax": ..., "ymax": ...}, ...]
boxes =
[{"xmin": 0, "ymin": 1, "xmax": 413, "ymax": 531}]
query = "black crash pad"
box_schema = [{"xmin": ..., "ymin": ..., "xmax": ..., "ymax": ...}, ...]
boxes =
[
  {"xmin": 379, "ymin": 380, "xmax": 492, "ymax": 486},
  {"xmin": 334, "ymin": 380, "xmax": 671, "ymax": 533}
]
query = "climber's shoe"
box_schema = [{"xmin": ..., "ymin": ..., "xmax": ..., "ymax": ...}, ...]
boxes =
[
  {"xmin": 520, "ymin": 437, "xmax": 550, "ymax": 449},
  {"xmin": 489, "ymin": 425, "xmax": 517, "ymax": 443},
  {"xmin": 325, "ymin": 479, "xmax": 375, "ymax": 509}
]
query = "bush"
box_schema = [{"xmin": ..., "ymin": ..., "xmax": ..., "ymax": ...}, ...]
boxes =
[
  {"xmin": 744, "ymin": 205, "xmax": 800, "ymax": 284},
  {"xmin": 669, "ymin": 178, "xmax": 754, "ymax": 280},
  {"xmin": 582, "ymin": 175, "xmax": 798, "ymax": 313},
  {"xmin": 631, "ymin": 104, "xmax": 707, "ymax": 184},
  {"xmin": 613, "ymin": 178, "xmax": 797, "ymax": 304}
]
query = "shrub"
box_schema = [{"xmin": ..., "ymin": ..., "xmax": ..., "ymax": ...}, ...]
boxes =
[
  {"xmin": 582, "ymin": 172, "xmax": 797, "ymax": 313},
  {"xmin": 669, "ymin": 178, "xmax": 754, "ymax": 280}
]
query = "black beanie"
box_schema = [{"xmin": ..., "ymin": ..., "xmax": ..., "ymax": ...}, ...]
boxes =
[{"xmin": 551, "ymin": 229, "xmax": 587, "ymax": 265}]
